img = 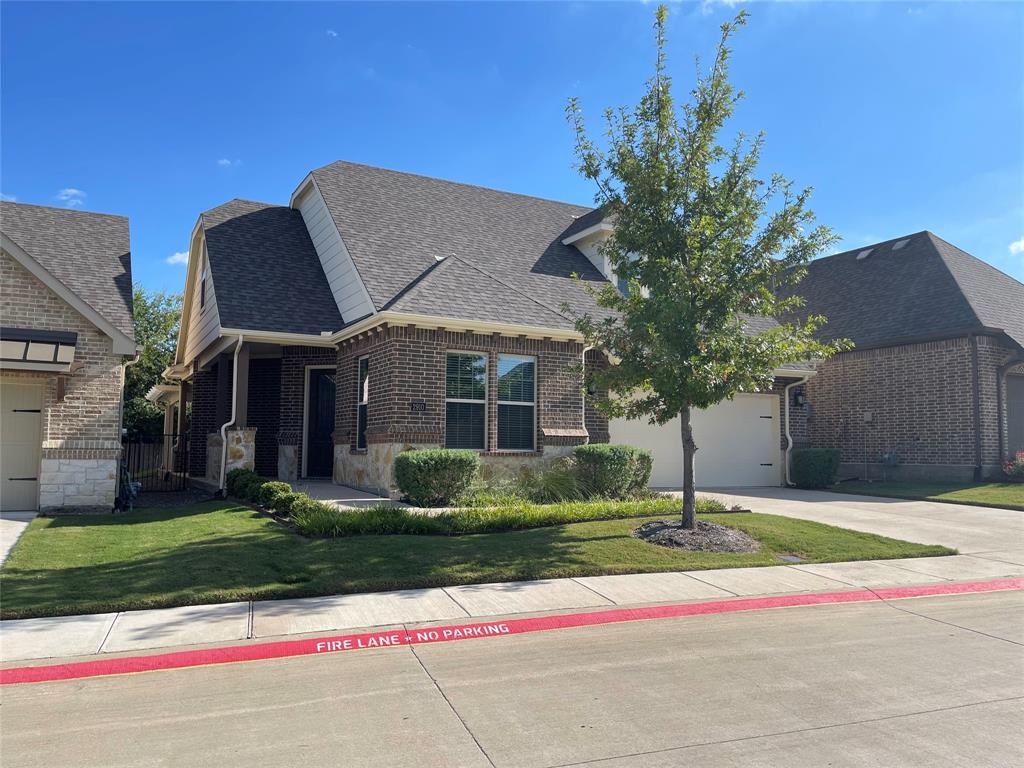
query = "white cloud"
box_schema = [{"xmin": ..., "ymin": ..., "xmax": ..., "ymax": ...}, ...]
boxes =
[
  {"xmin": 1009, "ymin": 237, "xmax": 1024, "ymax": 255},
  {"xmin": 166, "ymin": 251, "xmax": 189, "ymax": 266},
  {"xmin": 0, "ymin": 193, "xmax": 16, "ymax": 202},
  {"xmin": 217, "ymin": 158, "xmax": 242, "ymax": 168},
  {"xmin": 55, "ymin": 188, "xmax": 86, "ymax": 207},
  {"xmin": 326, "ymin": 29, "xmax": 338, "ymax": 38}
]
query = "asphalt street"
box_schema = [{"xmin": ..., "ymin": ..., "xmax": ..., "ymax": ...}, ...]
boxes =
[{"xmin": 2, "ymin": 589, "xmax": 1021, "ymax": 767}]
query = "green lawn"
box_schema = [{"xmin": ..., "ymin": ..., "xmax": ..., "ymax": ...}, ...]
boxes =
[
  {"xmin": 0, "ymin": 501, "xmax": 954, "ymax": 620},
  {"xmin": 832, "ymin": 481, "xmax": 1024, "ymax": 511}
]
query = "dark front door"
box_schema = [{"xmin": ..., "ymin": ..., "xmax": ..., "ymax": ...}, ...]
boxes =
[{"xmin": 306, "ymin": 369, "xmax": 336, "ymax": 477}]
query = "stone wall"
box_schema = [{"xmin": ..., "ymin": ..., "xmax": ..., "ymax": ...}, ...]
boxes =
[{"xmin": 1, "ymin": 252, "xmax": 127, "ymax": 512}]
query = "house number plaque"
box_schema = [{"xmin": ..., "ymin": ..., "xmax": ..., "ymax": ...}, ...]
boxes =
[{"xmin": 409, "ymin": 401, "xmax": 427, "ymax": 412}]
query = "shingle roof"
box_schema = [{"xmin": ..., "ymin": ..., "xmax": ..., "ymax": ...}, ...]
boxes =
[
  {"xmin": 0, "ymin": 201, "xmax": 134, "ymax": 339},
  {"xmin": 783, "ymin": 231, "xmax": 1024, "ymax": 350},
  {"xmin": 201, "ymin": 199, "xmax": 343, "ymax": 335},
  {"xmin": 310, "ymin": 161, "xmax": 610, "ymax": 330}
]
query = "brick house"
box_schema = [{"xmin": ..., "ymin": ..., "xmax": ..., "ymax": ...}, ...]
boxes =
[
  {"xmin": 1, "ymin": 202, "xmax": 136, "ymax": 512},
  {"xmin": 160, "ymin": 161, "xmax": 1022, "ymax": 494},
  {"xmin": 781, "ymin": 232, "xmax": 1024, "ymax": 482},
  {"xmin": 161, "ymin": 161, "xmax": 817, "ymax": 495}
]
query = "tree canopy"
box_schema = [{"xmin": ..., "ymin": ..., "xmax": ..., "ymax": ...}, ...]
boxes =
[{"xmin": 566, "ymin": 7, "xmax": 848, "ymax": 526}]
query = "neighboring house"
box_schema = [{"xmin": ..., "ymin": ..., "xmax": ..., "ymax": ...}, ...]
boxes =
[
  {"xmin": 160, "ymin": 161, "xmax": 816, "ymax": 495},
  {"xmin": 782, "ymin": 232, "xmax": 1024, "ymax": 482},
  {"xmin": 159, "ymin": 161, "xmax": 1023, "ymax": 494},
  {"xmin": 1, "ymin": 202, "xmax": 136, "ymax": 512}
]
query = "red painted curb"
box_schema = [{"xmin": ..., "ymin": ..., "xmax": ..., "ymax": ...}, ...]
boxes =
[{"xmin": 3, "ymin": 577, "xmax": 1020, "ymax": 686}]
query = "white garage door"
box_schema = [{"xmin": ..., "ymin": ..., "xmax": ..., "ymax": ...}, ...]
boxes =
[
  {"xmin": 1, "ymin": 381, "xmax": 43, "ymax": 511},
  {"xmin": 608, "ymin": 393, "xmax": 781, "ymax": 488}
]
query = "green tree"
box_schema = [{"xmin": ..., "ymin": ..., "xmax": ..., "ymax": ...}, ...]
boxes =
[
  {"xmin": 566, "ymin": 7, "xmax": 848, "ymax": 529},
  {"xmin": 123, "ymin": 285, "xmax": 182, "ymax": 435}
]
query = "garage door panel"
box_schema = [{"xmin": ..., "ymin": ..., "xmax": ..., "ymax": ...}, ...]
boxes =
[{"xmin": 608, "ymin": 394, "xmax": 781, "ymax": 488}]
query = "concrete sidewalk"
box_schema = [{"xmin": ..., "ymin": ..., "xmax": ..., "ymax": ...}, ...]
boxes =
[
  {"xmin": 4, "ymin": 551, "xmax": 1022, "ymax": 663},
  {"xmin": 0, "ymin": 512, "xmax": 35, "ymax": 567}
]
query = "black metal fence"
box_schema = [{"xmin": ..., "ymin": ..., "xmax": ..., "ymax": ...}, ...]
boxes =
[{"xmin": 121, "ymin": 433, "xmax": 190, "ymax": 493}]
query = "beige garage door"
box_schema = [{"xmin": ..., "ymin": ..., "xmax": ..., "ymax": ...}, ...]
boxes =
[
  {"xmin": 608, "ymin": 393, "xmax": 782, "ymax": 488},
  {"xmin": 1, "ymin": 381, "xmax": 43, "ymax": 511}
]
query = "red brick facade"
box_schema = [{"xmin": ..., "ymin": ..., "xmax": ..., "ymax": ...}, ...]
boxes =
[
  {"xmin": 334, "ymin": 325, "xmax": 604, "ymax": 454},
  {"xmin": 804, "ymin": 334, "xmax": 1021, "ymax": 480}
]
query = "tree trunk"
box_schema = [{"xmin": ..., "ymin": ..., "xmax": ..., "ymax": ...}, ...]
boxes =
[{"xmin": 680, "ymin": 404, "xmax": 698, "ymax": 530}]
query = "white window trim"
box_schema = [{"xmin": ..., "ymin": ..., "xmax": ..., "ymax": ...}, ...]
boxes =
[
  {"xmin": 355, "ymin": 355, "xmax": 369, "ymax": 450},
  {"xmin": 445, "ymin": 351, "xmax": 488, "ymax": 450},
  {"xmin": 301, "ymin": 365, "xmax": 336, "ymax": 478},
  {"xmin": 496, "ymin": 353, "xmax": 537, "ymax": 452}
]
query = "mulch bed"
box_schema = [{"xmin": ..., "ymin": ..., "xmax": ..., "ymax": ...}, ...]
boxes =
[{"xmin": 632, "ymin": 520, "xmax": 761, "ymax": 553}]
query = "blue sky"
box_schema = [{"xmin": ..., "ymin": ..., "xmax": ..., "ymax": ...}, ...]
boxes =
[{"xmin": 2, "ymin": 1, "xmax": 1022, "ymax": 293}]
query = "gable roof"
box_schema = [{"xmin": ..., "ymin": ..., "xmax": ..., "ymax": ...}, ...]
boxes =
[
  {"xmin": 0, "ymin": 201, "xmax": 135, "ymax": 340},
  {"xmin": 200, "ymin": 199, "xmax": 343, "ymax": 335},
  {"xmin": 784, "ymin": 231, "xmax": 1024, "ymax": 350},
  {"xmin": 308, "ymin": 160, "xmax": 610, "ymax": 330}
]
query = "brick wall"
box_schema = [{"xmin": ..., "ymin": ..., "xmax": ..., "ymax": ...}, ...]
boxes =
[
  {"xmin": 334, "ymin": 325, "xmax": 593, "ymax": 454},
  {"xmin": 1, "ymin": 251, "xmax": 127, "ymax": 510},
  {"xmin": 188, "ymin": 361, "xmax": 228, "ymax": 475},
  {"xmin": 804, "ymin": 334, "xmax": 1019, "ymax": 478},
  {"xmin": 247, "ymin": 358, "xmax": 281, "ymax": 477}
]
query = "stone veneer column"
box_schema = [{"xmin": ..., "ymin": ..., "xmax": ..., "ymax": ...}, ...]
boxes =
[{"xmin": 207, "ymin": 428, "xmax": 257, "ymax": 487}]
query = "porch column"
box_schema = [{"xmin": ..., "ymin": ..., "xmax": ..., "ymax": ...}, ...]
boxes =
[{"xmin": 175, "ymin": 380, "xmax": 190, "ymax": 473}]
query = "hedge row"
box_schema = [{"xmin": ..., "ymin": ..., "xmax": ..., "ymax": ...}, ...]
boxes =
[
  {"xmin": 224, "ymin": 467, "xmax": 727, "ymax": 538},
  {"xmin": 294, "ymin": 496, "xmax": 727, "ymax": 538}
]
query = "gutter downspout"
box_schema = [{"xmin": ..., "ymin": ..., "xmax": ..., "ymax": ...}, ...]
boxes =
[
  {"xmin": 119, "ymin": 350, "xmax": 142, "ymax": 436},
  {"xmin": 218, "ymin": 335, "xmax": 244, "ymax": 495},
  {"xmin": 581, "ymin": 345, "xmax": 594, "ymax": 439},
  {"xmin": 784, "ymin": 373, "xmax": 812, "ymax": 487}
]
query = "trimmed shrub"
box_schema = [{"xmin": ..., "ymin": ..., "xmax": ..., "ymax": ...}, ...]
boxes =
[
  {"xmin": 258, "ymin": 481, "xmax": 293, "ymax": 507},
  {"xmin": 572, "ymin": 444, "xmax": 654, "ymax": 499},
  {"xmin": 271, "ymin": 491, "xmax": 304, "ymax": 517},
  {"xmin": 791, "ymin": 448, "xmax": 841, "ymax": 489},
  {"xmin": 394, "ymin": 449, "xmax": 481, "ymax": 507},
  {"xmin": 225, "ymin": 468, "xmax": 257, "ymax": 497}
]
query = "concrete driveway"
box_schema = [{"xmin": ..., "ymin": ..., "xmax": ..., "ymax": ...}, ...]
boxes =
[{"xmin": 696, "ymin": 487, "xmax": 1023, "ymax": 557}]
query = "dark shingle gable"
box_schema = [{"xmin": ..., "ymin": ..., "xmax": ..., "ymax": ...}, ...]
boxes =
[
  {"xmin": 310, "ymin": 161, "xmax": 610, "ymax": 330},
  {"xmin": 201, "ymin": 199, "xmax": 343, "ymax": 335},
  {"xmin": 783, "ymin": 231, "xmax": 1024, "ymax": 350},
  {"xmin": 0, "ymin": 201, "xmax": 135, "ymax": 339}
]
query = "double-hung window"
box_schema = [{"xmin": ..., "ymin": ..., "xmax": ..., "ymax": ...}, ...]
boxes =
[
  {"xmin": 445, "ymin": 352, "xmax": 486, "ymax": 449},
  {"xmin": 497, "ymin": 354, "xmax": 536, "ymax": 451},
  {"xmin": 356, "ymin": 356, "xmax": 369, "ymax": 450}
]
